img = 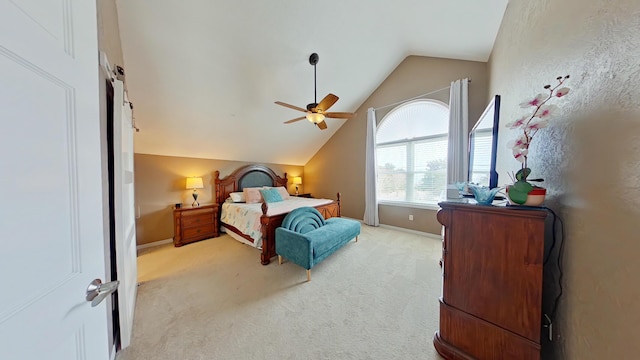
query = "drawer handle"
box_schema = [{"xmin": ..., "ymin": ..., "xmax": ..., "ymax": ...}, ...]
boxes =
[{"xmin": 196, "ymin": 229, "xmax": 201, "ymax": 233}]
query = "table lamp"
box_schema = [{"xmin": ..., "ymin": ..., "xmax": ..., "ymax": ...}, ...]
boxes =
[
  {"xmin": 293, "ymin": 176, "xmax": 302, "ymax": 196},
  {"xmin": 186, "ymin": 177, "xmax": 204, "ymax": 206}
]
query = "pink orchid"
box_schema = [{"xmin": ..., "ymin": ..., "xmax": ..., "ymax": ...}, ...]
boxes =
[
  {"xmin": 512, "ymin": 148, "xmax": 528, "ymax": 163},
  {"xmin": 507, "ymin": 135, "xmax": 529, "ymax": 150},
  {"xmin": 519, "ymin": 93, "xmax": 547, "ymax": 108},
  {"xmin": 527, "ymin": 120, "xmax": 550, "ymax": 130},
  {"xmin": 506, "ymin": 75, "xmax": 570, "ymax": 176},
  {"xmin": 535, "ymin": 104, "xmax": 558, "ymax": 119},
  {"xmin": 505, "ymin": 116, "xmax": 528, "ymax": 129},
  {"xmin": 555, "ymin": 87, "xmax": 570, "ymax": 97}
]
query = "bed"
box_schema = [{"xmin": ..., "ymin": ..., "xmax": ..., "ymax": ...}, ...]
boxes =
[{"xmin": 214, "ymin": 164, "xmax": 341, "ymax": 265}]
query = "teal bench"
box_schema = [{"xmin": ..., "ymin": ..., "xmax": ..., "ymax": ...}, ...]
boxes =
[{"xmin": 275, "ymin": 207, "xmax": 361, "ymax": 281}]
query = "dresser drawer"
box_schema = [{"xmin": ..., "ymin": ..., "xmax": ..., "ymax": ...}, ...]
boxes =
[
  {"xmin": 181, "ymin": 212, "xmax": 213, "ymax": 228},
  {"xmin": 183, "ymin": 223, "xmax": 215, "ymax": 239}
]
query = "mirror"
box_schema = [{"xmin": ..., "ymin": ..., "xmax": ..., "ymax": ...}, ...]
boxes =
[{"xmin": 468, "ymin": 95, "xmax": 500, "ymax": 188}]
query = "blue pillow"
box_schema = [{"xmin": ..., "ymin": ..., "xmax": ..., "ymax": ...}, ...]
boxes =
[{"xmin": 259, "ymin": 188, "xmax": 283, "ymax": 203}]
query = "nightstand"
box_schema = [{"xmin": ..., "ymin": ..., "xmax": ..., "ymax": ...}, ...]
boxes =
[
  {"xmin": 173, "ymin": 204, "xmax": 219, "ymax": 247},
  {"xmin": 291, "ymin": 193, "xmax": 312, "ymax": 198}
]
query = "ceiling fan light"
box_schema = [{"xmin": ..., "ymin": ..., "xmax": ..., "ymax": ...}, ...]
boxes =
[{"xmin": 306, "ymin": 112, "xmax": 325, "ymax": 124}]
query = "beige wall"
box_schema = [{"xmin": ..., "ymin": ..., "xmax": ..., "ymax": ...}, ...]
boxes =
[
  {"xmin": 488, "ymin": 0, "xmax": 640, "ymax": 358},
  {"xmin": 305, "ymin": 56, "xmax": 488, "ymax": 234},
  {"xmin": 97, "ymin": 0, "xmax": 124, "ymax": 68},
  {"xmin": 134, "ymin": 154, "xmax": 304, "ymax": 245}
]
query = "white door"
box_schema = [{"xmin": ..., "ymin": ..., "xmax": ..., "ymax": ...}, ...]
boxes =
[
  {"xmin": 0, "ymin": 1, "xmax": 110, "ymax": 360},
  {"xmin": 113, "ymin": 79, "xmax": 138, "ymax": 349}
]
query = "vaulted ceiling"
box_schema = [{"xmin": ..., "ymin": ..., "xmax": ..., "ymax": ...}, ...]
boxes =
[{"xmin": 116, "ymin": 0, "xmax": 508, "ymax": 165}]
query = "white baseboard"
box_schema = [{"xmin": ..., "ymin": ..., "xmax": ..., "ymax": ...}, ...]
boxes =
[
  {"xmin": 378, "ymin": 223, "xmax": 442, "ymax": 240},
  {"xmin": 136, "ymin": 238, "xmax": 172, "ymax": 250},
  {"xmin": 340, "ymin": 216, "xmax": 441, "ymax": 240}
]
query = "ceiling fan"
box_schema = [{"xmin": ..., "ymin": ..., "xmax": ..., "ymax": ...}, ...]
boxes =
[{"xmin": 275, "ymin": 53, "xmax": 356, "ymax": 130}]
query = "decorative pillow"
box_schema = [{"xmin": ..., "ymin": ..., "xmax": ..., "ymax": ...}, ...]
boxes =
[
  {"xmin": 229, "ymin": 192, "xmax": 245, "ymax": 202},
  {"xmin": 275, "ymin": 186, "xmax": 290, "ymax": 200},
  {"xmin": 259, "ymin": 188, "xmax": 284, "ymax": 203},
  {"xmin": 243, "ymin": 187, "xmax": 263, "ymax": 204}
]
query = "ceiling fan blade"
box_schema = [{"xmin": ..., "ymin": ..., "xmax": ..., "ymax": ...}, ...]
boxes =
[
  {"xmin": 283, "ymin": 116, "xmax": 307, "ymax": 124},
  {"xmin": 275, "ymin": 101, "xmax": 307, "ymax": 113},
  {"xmin": 316, "ymin": 93, "xmax": 339, "ymax": 112},
  {"xmin": 316, "ymin": 120, "xmax": 328, "ymax": 130},
  {"xmin": 325, "ymin": 112, "xmax": 356, "ymax": 119}
]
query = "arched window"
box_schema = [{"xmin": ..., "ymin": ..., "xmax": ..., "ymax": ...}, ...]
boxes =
[{"xmin": 376, "ymin": 99, "xmax": 449, "ymax": 206}]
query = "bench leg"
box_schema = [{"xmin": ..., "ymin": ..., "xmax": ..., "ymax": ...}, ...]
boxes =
[
  {"xmin": 278, "ymin": 255, "xmax": 282, "ymax": 265},
  {"xmin": 306, "ymin": 269, "xmax": 311, "ymax": 282}
]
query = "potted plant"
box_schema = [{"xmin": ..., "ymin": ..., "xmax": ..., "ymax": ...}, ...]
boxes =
[{"xmin": 506, "ymin": 75, "xmax": 571, "ymax": 205}]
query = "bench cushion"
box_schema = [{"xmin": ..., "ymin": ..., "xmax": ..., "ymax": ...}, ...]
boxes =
[
  {"xmin": 313, "ymin": 218, "xmax": 360, "ymax": 258},
  {"xmin": 276, "ymin": 207, "xmax": 361, "ymax": 272}
]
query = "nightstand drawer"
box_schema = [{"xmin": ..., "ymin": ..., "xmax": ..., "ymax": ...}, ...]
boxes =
[
  {"xmin": 182, "ymin": 213, "xmax": 213, "ymax": 228},
  {"xmin": 183, "ymin": 223, "xmax": 215, "ymax": 239},
  {"xmin": 173, "ymin": 203, "xmax": 219, "ymax": 247}
]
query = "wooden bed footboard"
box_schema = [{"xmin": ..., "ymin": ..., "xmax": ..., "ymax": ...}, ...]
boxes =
[
  {"xmin": 259, "ymin": 194, "xmax": 341, "ymax": 265},
  {"xmin": 214, "ymin": 164, "xmax": 343, "ymax": 265}
]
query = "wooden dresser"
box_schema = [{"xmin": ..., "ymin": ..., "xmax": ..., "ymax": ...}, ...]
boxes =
[
  {"xmin": 434, "ymin": 201, "xmax": 546, "ymax": 360},
  {"xmin": 173, "ymin": 204, "xmax": 219, "ymax": 247}
]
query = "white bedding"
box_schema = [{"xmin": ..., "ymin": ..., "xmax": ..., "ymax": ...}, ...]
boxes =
[{"xmin": 220, "ymin": 197, "xmax": 333, "ymax": 248}]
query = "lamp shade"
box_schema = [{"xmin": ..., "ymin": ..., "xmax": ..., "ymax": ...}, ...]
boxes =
[
  {"xmin": 306, "ymin": 112, "xmax": 325, "ymax": 124},
  {"xmin": 186, "ymin": 177, "xmax": 204, "ymax": 190},
  {"xmin": 293, "ymin": 176, "xmax": 302, "ymax": 185}
]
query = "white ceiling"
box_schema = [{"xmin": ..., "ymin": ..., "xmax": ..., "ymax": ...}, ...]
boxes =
[{"xmin": 116, "ymin": 0, "xmax": 508, "ymax": 166}]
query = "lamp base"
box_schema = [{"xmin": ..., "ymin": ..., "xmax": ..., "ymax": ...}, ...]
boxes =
[
  {"xmin": 295, "ymin": 186, "xmax": 299, "ymax": 196},
  {"xmin": 192, "ymin": 193, "xmax": 199, "ymax": 207}
]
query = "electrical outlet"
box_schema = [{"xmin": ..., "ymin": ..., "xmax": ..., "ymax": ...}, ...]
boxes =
[{"xmin": 409, "ymin": 214, "xmax": 414, "ymax": 221}]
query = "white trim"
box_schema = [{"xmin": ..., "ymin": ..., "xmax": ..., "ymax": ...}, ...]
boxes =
[
  {"xmin": 378, "ymin": 200, "xmax": 440, "ymax": 211},
  {"xmin": 136, "ymin": 238, "xmax": 173, "ymax": 250},
  {"xmin": 378, "ymin": 223, "xmax": 442, "ymax": 239},
  {"xmin": 342, "ymin": 215, "xmax": 441, "ymax": 240},
  {"xmin": 340, "ymin": 216, "xmax": 361, "ymax": 222},
  {"xmin": 99, "ymin": 51, "xmax": 113, "ymax": 80},
  {"xmin": 373, "ymin": 85, "xmax": 453, "ymax": 111}
]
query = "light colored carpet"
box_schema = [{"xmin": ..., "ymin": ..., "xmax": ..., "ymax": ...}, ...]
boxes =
[{"xmin": 117, "ymin": 224, "xmax": 445, "ymax": 360}]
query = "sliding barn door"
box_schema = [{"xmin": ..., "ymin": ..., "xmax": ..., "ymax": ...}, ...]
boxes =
[{"xmin": 113, "ymin": 79, "xmax": 138, "ymax": 349}]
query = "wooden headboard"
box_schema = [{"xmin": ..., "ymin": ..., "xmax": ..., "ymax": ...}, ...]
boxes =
[{"xmin": 214, "ymin": 164, "xmax": 288, "ymax": 204}]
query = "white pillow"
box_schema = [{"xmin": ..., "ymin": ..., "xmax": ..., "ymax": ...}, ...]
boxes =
[
  {"xmin": 229, "ymin": 191, "xmax": 245, "ymax": 202},
  {"xmin": 275, "ymin": 186, "xmax": 290, "ymax": 200}
]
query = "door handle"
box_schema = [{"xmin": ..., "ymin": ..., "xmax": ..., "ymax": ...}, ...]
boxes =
[{"xmin": 86, "ymin": 279, "xmax": 120, "ymax": 307}]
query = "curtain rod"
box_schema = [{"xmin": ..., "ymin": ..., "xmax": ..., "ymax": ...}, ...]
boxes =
[{"xmin": 372, "ymin": 78, "xmax": 471, "ymax": 111}]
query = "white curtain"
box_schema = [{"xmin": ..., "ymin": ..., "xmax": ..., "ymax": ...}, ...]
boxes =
[
  {"xmin": 447, "ymin": 78, "xmax": 469, "ymax": 184},
  {"xmin": 363, "ymin": 107, "xmax": 379, "ymax": 226}
]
